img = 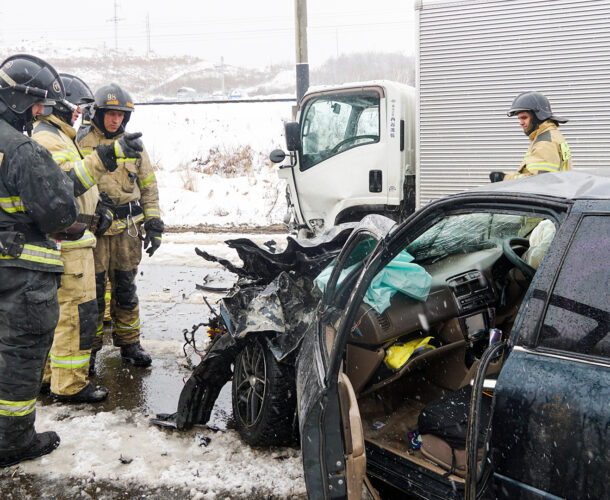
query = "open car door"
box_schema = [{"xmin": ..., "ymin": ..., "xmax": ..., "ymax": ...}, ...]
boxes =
[{"xmin": 296, "ymin": 216, "xmax": 394, "ymax": 499}]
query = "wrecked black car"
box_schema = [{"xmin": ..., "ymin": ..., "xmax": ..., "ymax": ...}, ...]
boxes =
[{"xmin": 157, "ymin": 172, "xmax": 609, "ymax": 500}]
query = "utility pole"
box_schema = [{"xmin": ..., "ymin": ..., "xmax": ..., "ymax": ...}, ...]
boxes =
[
  {"xmin": 294, "ymin": 0, "xmax": 309, "ymax": 105},
  {"xmin": 146, "ymin": 13, "xmax": 151, "ymax": 57},
  {"xmin": 220, "ymin": 56, "xmax": 225, "ymax": 97},
  {"xmin": 107, "ymin": 0, "xmax": 123, "ymax": 51}
]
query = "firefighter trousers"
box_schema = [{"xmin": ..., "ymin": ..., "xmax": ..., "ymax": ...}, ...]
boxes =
[
  {"xmin": 42, "ymin": 247, "xmax": 97, "ymax": 395},
  {"xmin": 0, "ymin": 268, "xmax": 59, "ymax": 454},
  {"xmin": 93, "ymin": 229, "xmax": 142, "ymax": 351}
]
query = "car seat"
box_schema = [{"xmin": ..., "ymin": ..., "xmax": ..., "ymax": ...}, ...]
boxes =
[{"xmin": 417, "ymin": 385, "xmax": 492, "ymax": 477}]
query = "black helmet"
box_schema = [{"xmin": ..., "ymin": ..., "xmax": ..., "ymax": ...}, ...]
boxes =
[
  {"xmin": 50, "ymin": 73, "xmax": 94, "ymax": 123},
  {"xmin": 507, "ymin": 91, "xmax": 567, "ymax": 124},
  {"xmin": 0, "ymin": 54, "xmax": 64, "ymax": 113},
  {"xmin": 92, "ymin": 83, "xmax": 134, "ymax": 137}
]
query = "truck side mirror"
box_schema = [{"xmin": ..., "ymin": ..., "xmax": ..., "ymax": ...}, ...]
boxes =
[
  {"xmin": 284, "ymin": 122, "xmax": 301, "ymax": 152},
  {"xmin": 269, "ymin": 149, "xmax": 286, "ymax": 164}
]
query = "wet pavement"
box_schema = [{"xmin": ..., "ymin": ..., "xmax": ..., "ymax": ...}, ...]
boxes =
[{"xmin": 1, "ymin": 233, "xmax": 307, "ymax": 499}]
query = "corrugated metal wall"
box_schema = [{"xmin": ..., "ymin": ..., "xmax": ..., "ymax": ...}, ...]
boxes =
[{"xmin": 416, "ymin": 0, "xmax": 610, "ymax": 207}]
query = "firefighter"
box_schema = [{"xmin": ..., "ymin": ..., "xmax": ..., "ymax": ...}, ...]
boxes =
[
  {"xmin": 490, "ymin": 91, "xmax": 572, "ymax": 182},
  {"xmin": 78, "ymin": 83, "xmax": 163, "ymax": 370},
  {"xmin": 33, "ymin": 74, "xmax": 143, "ymax": 403},
  {"xmin": 0, "ymin": 54, "xmax": 79, "ymax": 467}
]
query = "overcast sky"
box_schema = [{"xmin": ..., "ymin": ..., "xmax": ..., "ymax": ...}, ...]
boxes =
[{"xmin": 0, "ymin": 0, "xmax": 415, "ymax": 67}]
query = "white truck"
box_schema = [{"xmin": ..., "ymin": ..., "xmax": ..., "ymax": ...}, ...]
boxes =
[{"xmin": 272, "ymin": 0, "xmax": 610, "ymax": 237}]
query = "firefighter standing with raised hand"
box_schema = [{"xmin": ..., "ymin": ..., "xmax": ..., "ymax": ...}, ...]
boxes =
[
  {"xmin": 0, "ymin": 54, "xmax": 79, "ymax": 467},
  {"xmin": 491, "ymin": 91, "xmax": 572, "ymax": 182},
  {"xmin": 33, "ymin": 74, "xmax": 143, "ymax": 403},
  {"xmin": 78, "ymin": 83, "xmax": 163, "ymax": 370}
]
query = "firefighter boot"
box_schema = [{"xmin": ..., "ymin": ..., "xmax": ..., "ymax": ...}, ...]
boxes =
[
  {"xmin": 120, "ymin": 342, "xmax": 152, "ymax": 367},
  {"xmin": 0, "ymin": 431, "xmax": 60, "ymax": 468},
  {"xmin": 51, "ymin": 383, "xmax": 109, "ymax": 403},
  {"xmin": 89, "ymin": 349, "xmax": 99, "ymax": 377}
]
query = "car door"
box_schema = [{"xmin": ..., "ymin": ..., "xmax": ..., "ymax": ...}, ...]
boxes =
[
  {"xmin": 490, "ymin": 200, "xmax": 610, "ymax": 499},
  {"xmin": 292, "ymin": 87, "xmax": 388, "ymax": 229},
  {"xmin": 296, "ymin": 217, "xmax": 393, "ymax": 499}
]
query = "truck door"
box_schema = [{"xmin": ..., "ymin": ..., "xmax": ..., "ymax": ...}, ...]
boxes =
[
  {"xmin": 293, "ymin": 87, "xmax": 388, "ymax": 231},
  {"xmin": 296, "ymin": 227, "xmax": 386, "ymax": 499},
  {"xmin": 491, "ymin": 204, "xmax": 610, "ymax": 499}
]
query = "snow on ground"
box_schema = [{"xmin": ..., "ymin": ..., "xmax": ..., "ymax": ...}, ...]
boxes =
[
  {"xmin": 23, "ymin": 407, "xmax": 305, "ymax": 499},
  {"xmin": 129, "ymin": 101, "xmax": 294, "ymax": 227}
]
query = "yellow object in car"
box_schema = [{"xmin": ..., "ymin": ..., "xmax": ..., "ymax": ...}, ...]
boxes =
[{"xmin": 384, "ymin": 336, "xmax": 436, "ymax": 371}]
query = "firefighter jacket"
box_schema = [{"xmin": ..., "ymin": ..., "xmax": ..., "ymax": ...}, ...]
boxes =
[
  {"xmin": 505, "ymin": 121, "xmax": 572, "ymax": 180},
  {"xmin": 78, "ymin": 123, "xmax": 160, "ymax": 235},
  {"xmin": 33, "ymin": 114, "xmax": 107, "ymax": 251},
  {"xmin": 0, "ymin": 119, "xmax": 78, "ymax": 273}
]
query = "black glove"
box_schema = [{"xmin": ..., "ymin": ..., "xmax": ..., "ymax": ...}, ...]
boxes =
[
  {"xmin": 93, "ymin": 193, "xmax": 115, "ymax": 237},
  {"xmin": 51, "ymin": 221, "xmax": 87, "ymax": 241},
  {"xmin": 489, "ymin": 171, "xmax": 506, "ymax": 183},
  {"xmin": 96, "ymin": 132, "xmax": 144, "ymax": 172},
  {"xmin": 143, "ymin": 217, "xmax": 164, "ymax": 257}
]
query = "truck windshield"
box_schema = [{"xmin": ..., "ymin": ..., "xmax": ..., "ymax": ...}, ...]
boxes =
[{"xmin": 299, "ymin": 90, "xmax": 380, "ymax": 170}]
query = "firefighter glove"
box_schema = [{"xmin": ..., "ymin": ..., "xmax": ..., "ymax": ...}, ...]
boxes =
[
  {"xmin": 93, "ymin": 194, "xmax": 115, "ymax": 237},
  {"xmin": 143, "ymin": 217, "xmax": 164, "ymax": 257},
  {"xmin": 489, "ymin": 171, "xmax": 506, "ymax": 183},
  {"xmin": 96, "ymin": 132, "xmax": 144, "ymax": 172}
]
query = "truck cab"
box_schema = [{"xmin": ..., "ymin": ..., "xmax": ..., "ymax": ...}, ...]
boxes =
[{"xmin": 273, "ymin": 81, "xmax": 416, "ymax": 237}]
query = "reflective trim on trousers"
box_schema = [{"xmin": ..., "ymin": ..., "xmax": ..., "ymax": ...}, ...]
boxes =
[
  {"xmin": 49, "ymin": 353, "xmax": 90, "ymax": 369},
  {"xmin": 0, "ymin": 398, "xmax": 36, "ymax": 417},
  {"xmin": 114, "ymin": 318, "xmax": 140, "ymax": 333}
]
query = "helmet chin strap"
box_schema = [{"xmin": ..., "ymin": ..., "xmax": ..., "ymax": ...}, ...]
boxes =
[{"xmin": 24, "ymin": 108, "xmax": 34, "ymax": 137}]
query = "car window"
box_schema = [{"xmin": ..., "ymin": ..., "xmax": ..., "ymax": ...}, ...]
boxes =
[
  {"xmin": 300, "ymin": 90, "xmax": 380, "ymax": 171},
  {"xmin": 538, "ymin": 215, "xmax": 609, "ymax": 358},
  {"xmin": 406, "ymin": 213, "xmax": 542, "ymax": 264}
]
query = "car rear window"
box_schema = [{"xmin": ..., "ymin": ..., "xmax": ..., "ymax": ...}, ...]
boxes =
[{"xmin": 538, "ymin": 215, "xmax": 609, "ymax": 358}]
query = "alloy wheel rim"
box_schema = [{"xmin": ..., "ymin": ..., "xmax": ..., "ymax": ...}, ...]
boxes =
[{"xmin": 235, "ymin": 342, "xmax": 267, "ymax": 427}]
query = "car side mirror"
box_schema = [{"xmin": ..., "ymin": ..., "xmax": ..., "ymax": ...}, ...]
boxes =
[
  {"xmin": 284, "ymin": 122, "xmax": 301, "ymax": 152},
  {"xmin": 269, "ymin": 149, "xmax": 286, "ymax": 164}
]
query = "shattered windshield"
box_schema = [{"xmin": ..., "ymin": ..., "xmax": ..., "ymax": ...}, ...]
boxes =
[
  {"xmin": 407, "ymin": 213, "xmax": 542, "ymax": 264},
  {"xmin": 300, "ymin": 89, "xmax": 380, "ymax": 170}
]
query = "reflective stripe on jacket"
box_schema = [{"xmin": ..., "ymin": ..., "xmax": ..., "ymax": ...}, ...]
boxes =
[
  {"xmin": 505, "ymin": 121, "xmax": 572, "ymax": 180},
  {"xmin": 33, "ymin": 115, "xmax": 104, "ymax": 251},
  {"xmin": 0, "ymin": 120, "xmax": 78, "ymax": 273}
]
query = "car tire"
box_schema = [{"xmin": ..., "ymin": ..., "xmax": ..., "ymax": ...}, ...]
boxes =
[{"xmin": 232, "ymin": 337, "xmax": 297, "ymax": 446}]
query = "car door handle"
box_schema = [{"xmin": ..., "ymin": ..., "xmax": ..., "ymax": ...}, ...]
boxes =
[{"xmin": 369, "ymin": 170, "xmax": 382, "ymax": 193}]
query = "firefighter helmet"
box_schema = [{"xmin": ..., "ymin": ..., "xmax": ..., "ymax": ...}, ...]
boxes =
[
  {"xmin": 93, "ymin": 83, "xmax": 134, "ymax": 113},
  {"xmin": 91, "ymin": 83, "xmax": 134, "ymax": 136},
  {"xmin": 51, "ymin": 73, "xmax": 94, "ymax": 123},
  {"xmin": 507, "ymin": 91, "xmax": 567, "ymax": 123},
  {"xmin": 0, "ymin": 54, "xmax": 64, "ymax": 114}
]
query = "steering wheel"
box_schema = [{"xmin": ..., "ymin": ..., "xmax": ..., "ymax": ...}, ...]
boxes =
[
  {"xmin": 502, "ymin": 237, "xmax": 536, "ymax": 279},
  {"xmin": 330, "ymin": 135, "xmax": 378, "ymax": 154}
]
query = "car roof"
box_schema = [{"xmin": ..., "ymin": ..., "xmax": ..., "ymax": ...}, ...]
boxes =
[{"xmin": 468, "ymin": 171, "xmax": 610, "ymax": 200}]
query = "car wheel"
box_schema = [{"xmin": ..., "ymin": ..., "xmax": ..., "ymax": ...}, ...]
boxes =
[{"xmin": 232, "ymin": 337, "xmax": 297, "ymax": 446}]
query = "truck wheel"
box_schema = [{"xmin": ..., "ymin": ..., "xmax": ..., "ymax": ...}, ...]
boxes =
[{"xmin": 232, "ymin": 337, "xmax": 297, "ymax": 446}]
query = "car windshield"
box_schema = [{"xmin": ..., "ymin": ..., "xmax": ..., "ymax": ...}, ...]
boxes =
[{"xmin": 407, "ymin": 213, "xmax": 543, "ymax": 264}]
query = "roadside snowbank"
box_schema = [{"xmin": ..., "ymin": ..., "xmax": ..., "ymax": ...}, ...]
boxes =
[{"xmin": 129, "ymin": 102, "xmax": 293, "ymax": 228}]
